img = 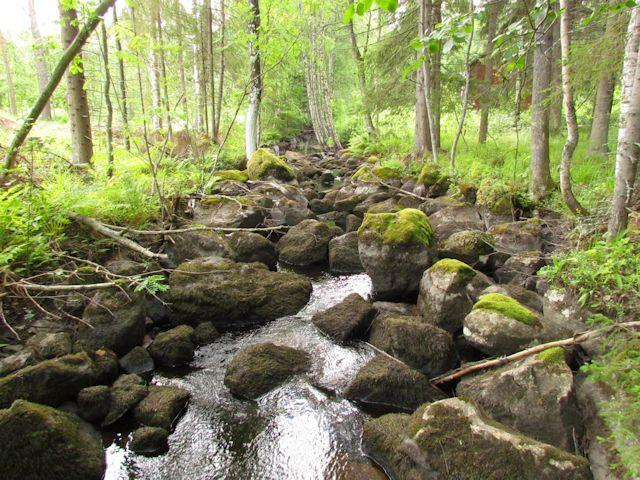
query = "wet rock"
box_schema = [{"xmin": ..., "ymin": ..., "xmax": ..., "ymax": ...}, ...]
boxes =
[
  {"xmin": 328, "ymin": 232, "xmax": 364, "ymax": 274},
  {"xmin": 372, "ymin": 301, "xmax": 415, "ymax": 316},
  {"xmin": 193, "ymin": 196, "xmax": 264, "ymax": 229},
  {"xmin": 193, "ymin": 321, "xmax": 220, "ymax": 346},
  {"xmin": 358, "ymin": 209, "xmax": 437, "ymax": 301},
  {"xmin": 345, "ymin": 355, "xmax": 444, "ymax": 413},
  {"xmin": 417, "ymin": 259, "xmax": 492, "ymax": 333},
  {"xmin": 246, "ymin": 148, "xmax": 296, "ymax": 181},
  {"xmin": 224, "ymin": 343, "xmax": 310, "ymax": 399},
  {"xmin": 78, "ymin": 290, "xmax": 146, "ymax": 356},
  {"xmin": 488, "ymin": 218, "xmax": 544, "ymax": 254},
  {"xmin": 148, "ymin": 325, "xmax": 196, "ymax": 368},
  {"xmin": 227, "ymin": 231, "xmax": 278, "ymax": 270},
  {"xmin": 463, "ymin": 293, "xmax": 543, "ymax": 355},
  {"xmin": 167, "ymin": 257, "xmax": 312, "ymax": 329},
  {"xmin": 166, "ymin": 230, "xmax": 234, "ymax": 265},
  {"xmin": 277, "ymin": 219, "xmax": 334, "ymax": 266},
  {"xmin": 26, "ymin": 332, "xmax": 73, "ymax": 359},
  {"xmin": 363, "ymin": 398, "xmax": 591, "ymax": 480},
  {"xmin": 457, "ymin": 347, "xmax": 582, "ymax": 451},
  {"xmin": 368, "ymin": 314, "xmax": 457, "ymax": 377},
  {"xmin": 0, "ymin": 348, "xmax": 38, "ymax": 377},
  {"xmin": 0, "ymin": 400, "xmax": 105, "ymax": 480},
  {"xmin": 77, "ymin": 385, "xmax": 111, "ymax": 423},
  {"xmin": 133, "ymin": 385, "xmax": 190, "ymax": 431},
  {"xmin": 312, "ymin": 293, "xmax": 376, "ymax": 343},
  {"xmin": 130, "ymin": 426, "xmax": 169, "ymax": 457},
  {"xmin": 439, "ymin": 230, "xmax": 495, "ymax": 266},
  {"xmin": 119, "ymin": 346, "xmax": 155, "ymax": 376},
  {"xmin": 0, "ymin": 350, "xmax": 118, "ymax": 408},
  {"xmin": 102, "ymin": 378, "xmax": 148, "ymax": 427}
]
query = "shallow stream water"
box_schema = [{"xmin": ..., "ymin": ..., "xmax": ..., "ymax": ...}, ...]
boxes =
[{"xmin": 105, "ymin": 272, "xmax": 388, "ymax": 480}]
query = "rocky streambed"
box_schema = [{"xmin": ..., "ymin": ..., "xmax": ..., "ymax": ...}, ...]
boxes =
[{"xmin": 0, "ymin": 148, "xmax": 619, "ymax": 479}]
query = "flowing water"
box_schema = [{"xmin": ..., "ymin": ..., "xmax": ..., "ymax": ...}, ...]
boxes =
[{"xmin": 105, "ymin": 272, "xmax": 388, "ymax": 480}]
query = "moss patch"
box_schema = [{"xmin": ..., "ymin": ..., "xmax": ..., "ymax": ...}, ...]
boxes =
[
  {"xmin": 476, "ymin": 179, "xmax": 514, "ymax": 215},
  {"xmin": 211, "ymin": 169, "xmax": 249, "ymax": 183},
  {"xmin": 417, "ymin": 164, "xmax": 442, "ymax": 186},
  {"xmin": 472, "ymin": 293, "xmax": 540, "ymax": 326},
  {"xmin": 353, "ymin": 165, "xmax": 376, "ymax": 181},
  {"xmin": 246, "ymin": 148, "xmax": 295, "ymax": 181},
  {"xmin": 358, "ymin": 208, "xmax": 434, "ymax": 246},
  {"xmin": 536, "ymin": 346, "xmax": 565, "ymax": 365},
  {"xmin": 431, "ymin": 259, "xmax": 477, "ymax": 281},
  {"xmin": 372, "ymin": 164, "xmax": 403, "ymax": 180}
]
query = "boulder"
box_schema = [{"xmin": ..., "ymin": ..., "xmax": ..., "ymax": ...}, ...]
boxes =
[
  {"xmin": 277, "ymin": 219, "xmax": 334, "ymax": 266},
  {"xmin": 495, "ymin": 251, "xmax": 546, "ymax": 287},
  {"xmin": 373, "ymin": 301, "xmax": 415, "ymax": 316},
  {"xmin": 488, "ymin": 219, "xmax": 544, "ymax": 255},
  {"xmin": 428, "ymin": 203, "xmax": 485, "ymax": 241},
  {"xmin": 457, "ymin": 347, "xmax": 582, "ymax": 451},
  {"xmin": 540, "ymin": 288, "xmax": 589, "ymax": 342},
  {"xmin": 363, "ymin": 398, "xmax": 592, "ymax": 480},
  {"xmin": 0, "ymin": 348, "xmax": 38, "ymax": 377},
  {"xmin": 130, "ymin": 426, "xmax": 169, "ymax": 457},
  {"xmin": 0, "ymin": 400, "xmax": 105, "ymax": 480},
  {"xmin": 227, "ymin": 231, "xmax": 278, "ymax": 269},
  {"xmin": 193, "ymin": 321, "xmax": 220, "ymax": 346},
  {"xmin": 133, "ymin": 385, "xmax": 190, "ymax": 431},
  {"xmin": 358, "ymin": 209, "xmax": 437, "ymax": 300},
  {"xmin": 77, "ymin": 385, "xmax": 111, "ymax": 423},
  {"xmin": 345, "ymin": 214, "xmax": 363, "ymax": 232},
  {"xmin": 224, "ymin": 343, "xmax": 310, "ymax": 399},
  {"xmin": 0, "ymin": 350, "xmax": 118, "ymax": 409},
  {"xmin": 26, "ymin": 332, "xmax": 73, "ymax": 359},
  {"xmin": 102, "ymin": 379, "xmax": 148, "ymax": 427},
  {"xmin": 481, "ymin": 284, "xmax": 544, "ymax": 313},
  {"xmin": 311, "ymin": 293, "xmax": 376, "ymax": 343},
  {"xmin": 417, "ymin": 259, "xmax": 492, "ymax": 333},
  {"xmin": 368, "ymin": 314, "xmax": 457, "ymax": 377},
  {"xmin": 148, "ymin": 325, "xmax": 196, "ymax": 368},
  {"xmin": 345, "ymin": 355, "xmax": 444, "ymax": 413},
  {"xmin": 476, "ymin": 179, "xmax": 515, "ymax": 224},
  {"xmin": 439, "ymin": 230, "xmax": 495, "ymax": 266},
  {"xmin": 463, "ymin": 293, "xmax": 543, "ymax": 355},
  {"xmin": 78, "ymin": 290, "xmax": 146, "ymax": 356},
  {"xmin": 165, "ymin": 230, "xmax": 234, "ymax": 265},
  {"xmin": 328, "ymin": 232, "xmax": 364, "ymax": 274},
  {"xmin": 252, "ymin": 181, "xmax": 313, "ymax": 226},
  {"xmin": 119, "ymin": 346, "xmax": 155, "ymax": 376},
  {"xmin": 246, "ymin": 148, "xmax": 296, "ymax": 181},
  {"xmin": 211, "ymin": 169, "xmax": 249, "ymax": 183},
  {"xmin": 192, "ymin": 196, "xmax": 264, "ymax": 229},
  {"xmin": 167, "ymin": 257, "xmax": 312, "ymax": 329}
]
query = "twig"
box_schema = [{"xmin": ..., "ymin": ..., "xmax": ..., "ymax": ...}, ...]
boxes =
[{"xmin": 0, "ymin": 299, "xmax": 20, "ymax": 341}]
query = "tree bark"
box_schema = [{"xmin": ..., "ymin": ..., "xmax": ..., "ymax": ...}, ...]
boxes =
[
  {"xmin": 549, "ymin": 14, "xmax": 563, "ymax": 135},
  {"xmin": 59, "ymin": 1, "xmax": 95, "ymax": 166},
  {"xmin": 419, "ymin": 0, "xmax": 438, "ymax": 162},
  {"xmin": 559, "ymin": 0, "xmax": 586, "ymax": 215},
  {"xmin": 27, "ymin": 0, "xmax": 52, "ymax": 120},
  {"xmin": 451, "ymin": 12, "xmax": 474, "ymax": 170},
  {"xmin": 609, "ymin": 7, "xmax": 640, "ymax": 236},
  {"xmin": 478, "ymin": 0, "xmax": 501, "ymax": 144},
  {"xmin": 245, "ymin": 0, "xmax": 262, "ymax": 158},
  {"xmin": 530, "ymin": 15, "xmax": 554, "ymax": 202},
  {"xmin": 415, "ymin": 68, "xmax": 432, "ymax": 157},
  {"xmin": 0, "ymin": 31, "xmax": 17, "ymax": 116},
  {"xmin": 112, "ymin": 9, "xmax": 130, "ymax": 151},
  {"xmin": 174, "ymin": 0, "xmax": 189, "ymax": 128},
  {"xmin": 100, "ymin": 21, "xmax": 114, "ymax": 177},
  {"xmin": 3, "ymin": 0, "xmax": 116, "ymax": 174},
  {"xmin": 206, "ymin": 0, "xmax": 217, "ymax": 140},
  {"xmin": 156, "ymin": 5, "xmax": 172, "ymax": 138},
  {"xmin": 347, "ymin": 18, "xmax": 376, "ymax": 140},
  {"xmin": 215, "ymin": 0, "xmax": 226, "ymax": 143}
]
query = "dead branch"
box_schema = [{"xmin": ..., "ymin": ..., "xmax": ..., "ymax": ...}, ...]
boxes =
[
  {"xmin": 7, "ymin": 282, "xmax": 117, "ymax": 292},
  {"xmin": 0, "ymin": 299, "xmax": 20, "ymax": 340},
  {"xmin": 431, "ymin": 321, "xmax": 640, "ymax": 385},
  {"xmin": 104, "ymin": 224, "xmax": 290, "ymax": 236}
]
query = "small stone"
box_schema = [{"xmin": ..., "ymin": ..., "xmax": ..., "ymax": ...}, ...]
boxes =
[{"xmin": 193, "ymin": 322, "xmax": 220, "ymax": 346}]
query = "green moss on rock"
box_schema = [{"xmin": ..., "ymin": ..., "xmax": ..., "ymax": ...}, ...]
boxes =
[
  {"xmin": 417, "ymin": 164, "xmax": 442, "ymax": 186},
  {"xmin": 352, "ymin": 165, "xmax": 376, "ymax": 181},
  {"xmin": 372, "ymin": 164, "xmax": 403, "ymax": 180},
  {"xmin": 431, "ymin": 258, "xmax": 477, "ymax": 281},
  {"xmin": 246, "ymin": 148, "xmax": 295, "ymax": 181},
  {"xmin": 211, "ymin": 169, "xmax": 249, "ymax": 183},
  {"xmin": 473, "ymin": 293, "xmax": 540, "ymax": 326},
  {"xmin": 358, "ymin": 208, "xmax": 434, "ymax": 246},
  {"xmin": 536, "ymin": 346, "xmax": 566, "ymax": 365},
  {"xmin": 476, "ymin": 179, "xmax": 514, "ymax": 215}
]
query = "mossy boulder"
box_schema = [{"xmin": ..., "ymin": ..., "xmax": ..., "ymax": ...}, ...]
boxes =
[
  {"xmin": 417, "ymin": 163, "xmax": 442, "ymax": 186},
  {"xmin": 211, "ymin": 169, "xmax": 249, "ymax": 183},
  {"xmin": 363, "ymin": 398, "xmax": 592, "ymax": 480},
  {"xmin": 227, "ymin": 231, "xmax": 277, "ymax": 270},
  {"xmin": 0, "ymin": 348, "xmax": 38, "ymax": 377},
  {"xmin": 102, "ymin": 379, "xmax": 148, "ymax": 427},
  {"xmin": 0, "ymin": 400, "xmax": 106, "ymax": 480},
  {"xmin": 312, "ymin": 293, "xmax": 376, "ymax": 343},
  {"xmin": 415, "ymin": 164, "xmax": 451, "ymax": 197},
  {"xmin": 352, "ymin": 165, "xmax": 376, "ymax": 182},
  {"xmin": 133, "ymin": 385, "xmax": 190, "ymax": 431},
  {"xmin": 366, "ymin": 198, "xmax": 401, "ymax": 214},
  {"xmin": 328, "ymin": 232, "xmax": 364, "ymax": 274},
  {"xmin": 130, "ymin": 426, "xmax": 169, "ymax": 457},
  {"xmin": 463, "ymin": 293, "xmax": 543, "ymax": 355},
  {"xmin": 193, "ymin": 321, "xmax": 220, "ymax": 346},
  {"xmin": 372, "ymin": 164, "xmax": 403, "ymax": 180},
  {"xmin": 427, "ymin": 202, "xmax": 486, "ymax": 241},
  {"xmin": 345, "ymin": 355, "xmax": 444, "ymax": 413},
  {"xmin": 26, "ymin": 332, "xmax": 73, "ymax": 360},
  {"xmin": 78, "ymin": 289, "xmax": 146, "ymax": 357},
  {"xmin": 77, "ymin": 385, "xmax": 111, "ymax": 423},
  {"xmin": 440, "ymin": 230, "xmax": 495, "ymax": 265},
  {"xmin": 417, "ymin": 259, "xmax": 492, "ymax": 333},
  {"xmin": 167, "ymin": 257, "xmax": 312, "ymax": 329},
  {"xmin": 166, "ymin": 230, "xmax": 235, "ymax": 265},
  {"xmin": 193, "ymin": 196, "xmax": 264, "ymax": 229},
  {"xmin": 368, "ymin": 314, "xmax": 457, "ymax": 377},
  {"xmin": 488, "ymin": 219, "xmax": 544, "ymax": 255},
  {"xmin": 224, "ymin": 343, "xmax": 310, "ymax": 399},
  {"xmin": 0, "ymin": 350, "xmax": 118, "ymax": 409},
  {"xmin": 277, "ymin": 219, "xmax": 334, "ymax": 266},
  {"xmin": 246, "ymin": 148, "xmax": 295, "ymax": 181},
  {"xmin": 476, "ymin": 179, "xmax": 514, "ymax": 216},
  {"xmin": 358, "ymin": 209, "xmax": 437, "ymax": 300},
  {"xmin": 148, "ymin": 325, "xmax": 196, "ymax": 368},
  {"xmin": 118, "ymin": 346, "xmax": 155, "ymax": 376}
]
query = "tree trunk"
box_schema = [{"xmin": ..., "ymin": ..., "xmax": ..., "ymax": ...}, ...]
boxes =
[
  {"xmin": 113, "ymin": 8, "xmax": 130, "ymax": 151},
  {"xmin": 199, "ymin": 5, "xmax": 209, "ymax": 135},
  {"xmin": 549, "ymin": 15, "xmax": 563, "ymax": 135},
  {"xmin": 419, "ymin": 0, "xmax": 438, "ymax": 162},
  {"xmin": 559, "ymin": 0, "xmax": 586, "ymax": 214},
  {"xmin": 530, "ymin": 15, "xmax": 554, "ymax": 201},
  {"xmin": 215, "ymin": 0, "xmax": 226, "ymax": 143},
  {"xmin": 478, "ymin": 0, "xmax": 501, "ymax": 144},
  {"xmin": 156, "ymin": 5, "xmax": 172, "ymax": 138},
  {"xmin": 609, "ymin": 7, "xmax": 640, "ymax": 236},
  {"xmin": 0, "ymin": 31, "xmax": 17, "ymax": 116},
  {"xmin": 415, "ymin": 66, "xmax": 432, "ymax": 157},
  {"xmin": 430, "ymin": 0, "xmax": 442, "ymax": 149},
  {"xmin": 100, "ymin": 21, "xmax": 114, "ymax": 177},
  {"xmin": 175, "ymin": 0, "xmax": 189, "ymax": 128},
  {"xmin": 59, "ymin": 1, "xmax": 94, "ymax": 166},
  {"xmin": 3, "ymin": 0, "xmax": 116, "ymax": 173},
  {"xmin": 347, "ymin": 18, "xmax": 376, "ymax": 140},
  {"xmin": 206, "ymin": 0, "xmax": 217, "ymax": 140},
  {"xmin": 27, "ymin": 0, "xmax": 52, "ymax": 120},
  {"xmin": 451, "ymin": 11, "xmax": 474, "ymax": 170},
  {"xmin": 245, "ymin": 0, "xmax": 261, "ymax": 158}
]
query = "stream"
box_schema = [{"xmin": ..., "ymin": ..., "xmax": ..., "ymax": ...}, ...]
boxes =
[{"xmin": 105, "ymin": 272, "xmax": 388, "ymax": 480}]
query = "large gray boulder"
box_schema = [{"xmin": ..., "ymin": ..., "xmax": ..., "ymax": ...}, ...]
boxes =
[
  {"xmin": 457, "ymin": 347, "xmax": 582, "ymax": 451},
  {"xmin": 328, "ymin": 232, "xmax": 364, "ymax": 274},
  {"xmin": 227, "ymin": 231, "xmax": 277, "ymax": 269},
  {"xmin": 192, "ymin": 196, "xmax": 264, "ymax": 229},
  {"xmin": 311, "ymin": 293, "xmax": 376, "ymax": 343},
  {"xmin": 417, "ymin": 259, "xmax": 492, "ymax": 333},
  {"xmin": 368, "ymin": 314, "xmax": 457, "ymax": 377},
  {"xmin": 167, "ymin": 257, "xmax": 312, "ymax": 329},
  {"xmin": 148, "ymin": 325, "xmax": 196, "ymax": 368},
  {"xmin": 439, "ymin": 229, "xmax": 495, "ymax": 266},
  {"xmin": 363, "ymin": 398, "xmax": 592, "ymax": 480},
  {"xmin": 0, "ymin": 400, "xmax": 106, "ymax": 480},
  {"xmin": 277, "ymin": 219, "xmax": 334, "ymax": 266},
  {"xmin": 358, "ymin": 209, "xmax": 437, "ymax": 300},
  {"xmin": 166, "ymin": 230, "xmax": 234, "ymax": 265},
  {"xmin": 488, "ymin": 218, "xmax": 544, "ymax": 254}
]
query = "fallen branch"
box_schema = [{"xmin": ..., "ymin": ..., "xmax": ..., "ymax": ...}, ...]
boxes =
[
  {"xmin": 104, "ymin": 224, "xmax": 290, "ymax": 235},
  {"xmin": 431, "ymin": 321, "xmax": 640, "ymax": 385},
  {"xmin": 0, "ymin": 299, "xmax": 20, "ymax": 341},
  {"xmin": 70, "ymin": 213, "xmax": 168, "ymax": 261},
  {"xmin": 7, "ymin": 282, "xmax": 117, "ymax": 292}
]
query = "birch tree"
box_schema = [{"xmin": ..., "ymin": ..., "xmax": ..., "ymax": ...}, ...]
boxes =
[
  {"xmin": 245, "ymin": 0, "xmax": 262, "ymax": 158},
  {"xmin": 27, "ymin": 0, "xmax": 52, "ymax": 120}
]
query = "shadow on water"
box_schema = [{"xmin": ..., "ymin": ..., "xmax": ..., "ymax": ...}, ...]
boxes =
[{"xmin": 105, "ymin": 272, "xmax": 388, "ymax": 480}]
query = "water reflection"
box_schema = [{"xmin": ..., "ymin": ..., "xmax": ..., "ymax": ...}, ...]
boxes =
[{"xmin": 105, "ymin": 273, "xmax": 383, "ymax": 480}]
